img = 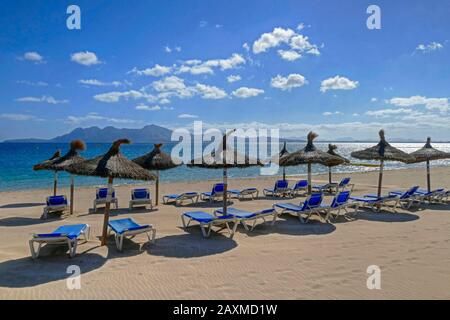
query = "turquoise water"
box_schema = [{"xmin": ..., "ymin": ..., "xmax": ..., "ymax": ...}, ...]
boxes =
[{"xmin": 0, "ymin": 142, "xmax": 449, "ymax": 191}]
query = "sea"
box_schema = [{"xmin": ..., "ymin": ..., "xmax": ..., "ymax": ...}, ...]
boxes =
[{"xmin": 0, "ymin": 142, "xmax": 449, "ymax": 192}]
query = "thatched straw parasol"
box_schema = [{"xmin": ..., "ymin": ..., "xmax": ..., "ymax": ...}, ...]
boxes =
[
  {"xmin": 326, "ymin": 144, "xmax": 350, "ymax": 184},
  {"xmin": 408, "ymin": 137, "xmax": 450, "ymax": 192},
  {"xmin": 33, "ymin": 150, "xmax": 61, "ymax": 196},
  {"xmin": 278, "ymin": 142, "xmax": 290, "ymax": 181},
  {"xmin": 133, "ymin": 143, "xmax": 180, "ymax": 205},
  {"xmin": 351, "ymin": 129, "xmax": 413, "ymax": 197},
  {"xmin": 66, "ymin": 139, "xmax": 156, "ymax": 245},
  {"xmin": 279, "ymin": 132, "xmax": 345, "ymax": 194},
  {"xmin": 188, "ymin": 129, "xmax": 263, "ymax": 214},
  {"xmin": 33, "ymin": 140, "xmax": 86, "ymax": 215}
]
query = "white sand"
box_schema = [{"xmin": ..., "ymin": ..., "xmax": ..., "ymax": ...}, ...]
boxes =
[{"xmin": 0, "ymin": 167, "xmax": 449, "ymax": 299}]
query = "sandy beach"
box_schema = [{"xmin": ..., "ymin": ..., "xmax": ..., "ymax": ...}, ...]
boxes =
[{"xmin": 0, "ymin": 167, "xmax": 449, "ymax": 300}]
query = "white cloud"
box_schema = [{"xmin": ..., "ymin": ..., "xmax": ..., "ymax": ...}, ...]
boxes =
[
  {"xmin": 194, "ymin": 84, "xmax": 227, "ymax": 99},
  {"xmin": 176, "ymin": 53, "xmax": 245, "ymax": 75},
  {"xmin": 371, "ymin": 97, "xmax": 378, "ymax": 102},
  {"xmin": 94, "ymin": 90, "xmax": 146, "ymax": 103},
  {"xmin": 78, "ymin": 79, "xmax": 122, "ymax": 87},
  {"xmin": 252, "ymin": 26, "xmax": 321, "ymax": 60},
  {"xmin": 232, "ymin": 87, "xmax": 264, "ymax": 98},
  {"xmin": 277, "ymin": 50, "xmax": 301, "ymax": 61},
  {"xmin": 252, "ymin": 27, "xmax": 296, "ymax": 54},
  {"xmin": 365, "ymin": 108, "xmax": 415, "ymax": 118},
  {"xmin": 320, "ymin": 76, "xmax": 359, "ymax": 92},
  {"xmin": 227, "ymin": 75, "xmax": 241, "ymax": 83},
  {"xmin": 178, "ymin": 113, "xmax": 198, "ymax": 119},
  {"xmin": 70, "ymin": 51, "xmax": 101, "ymax": 66},
  {"xmin": 242, "ymin": 43, "xmax": 250, "ymax": 52},
  {"xmin": 415, "ymin": 42, "xmax": 444, "ymax": 53},
  {"xmin": 0, "ymin": 113, "xmax": 42, "ymax": 121},
  {"xmin": 129, "ymin": 64, "xmax": 172, "ymax": 77},
  {"xmin": 152, "ymin": 76, "xmax": 195, "ymax": 99},
  {"xmin": 16, "ymin": 95, "xmax": 69, "ymax": 104},
  {"xmin": 387, "ymin": 96, "xmax": 449, "ymax": 112},
  {"xmin": 135, "ymin": 105, "xmax": 161, "ymax": 111},
  {"xmin": 296, "ymin": 23, "xmax": 305, "ymax": 31},
  {"xmin": 22, "ymin": 52, "xmax": 44, "ymax": 63},
  {"xmin": 164, "ymin": 46, "xmax": 172, "ymax": 53},
  {"xmin": 322, "ymin": 111, "xmax": 343, "ymax": 116},
  {"xmin": 270, "ymin": 74, "xmax": 307, "ymax": 91},
  {"xmin": 199, "ymin": 21, "xmax": 208, "ymax": 28},
  {"xmin": 16, "ymin": 80, "xmax": 48, "ymax": 86},
  {"xmin": 67, "ymin": 113, "xmax": 141, "ymax": 125}
]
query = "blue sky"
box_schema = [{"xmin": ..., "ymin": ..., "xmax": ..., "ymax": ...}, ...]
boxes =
[{"xmin": 0, "ymin": 0, "xmax": 449, "ymax": 141}]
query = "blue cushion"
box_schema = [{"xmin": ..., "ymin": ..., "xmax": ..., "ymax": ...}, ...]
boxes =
[
  {"xmin": 47, "ymin": 195, "xmax": 67, "ymax": 206},
  {"xmin": 133, "ymin": 189, "xmax": 149, "ymax": 200},
  {"xmin": 216, "ymin": 207, "xmax": 257, "ymax": 219},
  {"xmin": 108, "ymin": 218, "xmax": 149, "ymax": 234},
  {"xmin": 274, "ymin": 202, "xmax": 304, "ymax": 211},
  {"xmin": 183, "ymin": 211, "xmax": 215, "ymax": 223},
  {"xmin": 36, "ymin": 224, "xmax": 87, "ymax": 240},
  {"xmin": 97, "ymin": 188, "xmax": 115, "ymax": 199}
]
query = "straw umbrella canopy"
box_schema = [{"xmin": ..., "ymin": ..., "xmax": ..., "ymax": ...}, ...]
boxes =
[
  {"xmin": 326, "ymin": 144, "xmax": 350, "ymax": 184},
  {"xmin": 351, "ymin": 129, "xmax": 413, "ymax": 197},
  {"xmin": 33, "ymin": 140, "xmax": 86, "ymax": 215},
  {"xmin": 277, "ymin": 142, "xmax": 290, "ymax": 181},
  {"xmin": 132, "ymin": 143, "xmax": 180, "ymax": 205},
  {"xmin": 408, "ymin": 137, "xmax": 450, "ymax": 192},
  {"xmin": 188, "ymin": 129, "xmax": 264, "ymax": 214},
  {"xmin": 33, "ymin": 149, "xmax": 61, "ymax": 196},
  {"xmin": 279, "ymin": 132, "xmax": 345, "ymax": 194},
  {"xmin": 66, "ymin": 139, "xmax": 156, "ymax": 245}
]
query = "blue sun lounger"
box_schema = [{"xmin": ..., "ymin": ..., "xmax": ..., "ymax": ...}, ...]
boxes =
[
  {"xmin": 214, "ymin": 207, "xmax": 276, "ymax": 231},
  {"xmin": 313, "ymin": 177, "xmax": 354, "ymax": 194},
  {"xmin": 228, "ymin": 187, "xmax": 259, "ymax": 200},
  {"xmin": 129, "ymin": 188, "xmax": 152, "ymax": 210},
  {"xmin": 201, "ymin": 183, "xmax": 225, "ymax": 202},
  {"xmin": 29, "ymin": 223, "xmax": 90, "ymax": 259},
  {"xmin": 93, "ymin": 187, "xmax": 118, "ymax": 212},
  {"xmin": 163, "ymin": 192, "xmax": 199, "ymax": 205},
  {"xmin": 381, "ymin": 186, "xmax": 421, "ymax": 208},
  {"xmin": 319, "ymin": 191, "xmax": 358, "ymax": 222},
  {"xmin": 108, "ymin": 218, "xmax": 156, "ymax": 251},
  {"xmin": 43, "ymin": 195, "xmax": 69, "ymax": 219},
  {"xmin": 273, "ymin": 193, "xmax": 324, "ymax": 223},
  {"xmin": 350, "ymin": 194, "xmax": 399, "ymax": 212},
  {"xmin": 289, "ymin": 180, "xmax": 308, "ymax": 196},
  {"xmin": 263, "ymin": 180, "xmax": 289, "ymax": 197},
  {"xmin": 414, "ymin": 188, "xmax": 445, "ymax": 203},
  {"xmin": 181, "ymin": 211, "xmax": 238, "ymax": 238}
]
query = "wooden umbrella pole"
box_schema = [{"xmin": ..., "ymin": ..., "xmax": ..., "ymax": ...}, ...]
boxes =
[
  {"xmin": 307, "ymin": 163, "xmax": 312, "ymax": 195},
  {"xmin": 155, "ymin": 170, "xmax": 160, "ymax": 206},
  {"xmin": 283, "ymin": 166, "xmax": 286, "ymax": 181},
  {"xmin": 53, "ymin": 171, "xmax": 58, "ymax": 196},
  {"xmin": 70, "ymin": 175, "xmax": 74, "ymax": 215},
  {"xmin": 328, "ymin": 167, "xmax": 332, "ymax": 184},
  {"xmin": 426, "ymin": 159, "xmax": 431, "ymax": 193},
  {"xmin": 377, "ymin": 159, "xmax": 384, "ymax": 198},
  {"xmin": 101, "ymin": 176, "xmax": 114, "ymax": 246},
  {"xmin": 223, "ymin": 167, "xmax": 228, "ymax": 214}
]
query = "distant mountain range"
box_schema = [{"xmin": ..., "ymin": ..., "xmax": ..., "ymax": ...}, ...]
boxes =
[{"xmin": 3, "ymin": 125, "xmax": 173, "ymax": 143}]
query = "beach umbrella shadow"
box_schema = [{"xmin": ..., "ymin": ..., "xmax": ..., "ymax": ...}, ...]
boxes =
[
  {"xmin": 148, "ymin": 232, "xmax": 237, "ymax": 258},
  {"xmin": 0, "ymin": 216, "xmax": 63, "ymax": 227},
  {"xmin": 0, "ymin": 202, "xmax": 45, "ymax": 209},
  {"xmin": 354, "ymin": 211, "xmax": 419, "ymax": 223},
  {"xmin": 0, "ymin": 252, "xmax": 106, "ymax": 288},
  {"xmin": 246, "ymin": 215, "xmax": 336, "ymax": 237}
]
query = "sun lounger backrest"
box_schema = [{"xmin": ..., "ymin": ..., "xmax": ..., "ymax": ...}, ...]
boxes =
[
  {"xmin": 97, "ymin": 188, "xmax": 115, "ymax": 199},
  {"xmin": 275, "ymin": 180, "xmax": 288, "ymax": 190},
  {"xmin": 212, "ymin": 183, "xmax": 225, "ymax": 195},
  {"xmin": 295, "ymin": 180, "xmax": 308, "ymax": 189},
  {"xmin": 304, "ymin": 193, "xmax": 323, "ymax": 209},
  {"xmin": 403, "ymin": 186, "xmax": 419, "ymax": 198},
  {"xmin": 47, "ymin": 195, "xmax": 67, "ymax": 206},
  {"xmin": 331, "ymin": 191, "xmax": 350, "ymax": 207},
  {"xmin": 339, "ymin": 177, "xmax": 351, "ymax": 186},
  {"xmin": 132, "ymin": 188, "xmax": 150, "ymax": 200}
]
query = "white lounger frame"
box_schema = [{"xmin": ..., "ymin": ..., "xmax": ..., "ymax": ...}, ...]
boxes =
[
  {"xmin": 353, "ymin": 197, "xmax": 400, "ymax": 213},
  {"xmin": 163, "ymin": 193, "xmax": 199, "ymax": 205},
  {"xmin": 29, "ymin": 225, "xmax": 90, "ymax": 259},
  {"xmin": 322, "ymin": 202, "xmax": 359, "ymax": 222},
  {"xmin": 108, "ymin": 225, "xmax": 156, "ymax": 251},
  {"xmin": 272, "ymin": 204, "xmax": 321, "ymax": 224},
  {"xmin": 215, "ymin": 209, "xmax": 275, "ymax": 231},
  {"xmin": 229, "ymin": 189, "xmax": 259, "ymax": 200},
  {"xmin": 181, "ymin": 215, "xmax": 238, "ymax": 238},
  {"xmin": 129, "ymin": 190, "xmax": 153, "ymax": 210},
  {"xmin": 263, "ymin": 187, "xmax": 290, "ymax": 198},
  {"xmin": 42, "ymin": 196, "xmax": 69, "ymax": 219}
]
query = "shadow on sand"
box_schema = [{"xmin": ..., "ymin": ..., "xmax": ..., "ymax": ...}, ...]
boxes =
[
  {"xmin": 0, "ymin": 202, "xmax": 45, "ymax": 209},
  {"xmin": 0, "ymin": 215, "xmax": 63, "ymax": 227},
  {"xmin": 0, "ymin": 250, "xmax": 106, "ymax": 288},
  {"xmin": 148, "ymin": 232, "xmax": 237, "ymax": 258},
  {"xmin": 354, "ymin": 210, "xmax": 419, "ymax": 223}
]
